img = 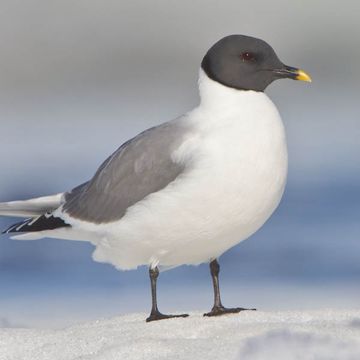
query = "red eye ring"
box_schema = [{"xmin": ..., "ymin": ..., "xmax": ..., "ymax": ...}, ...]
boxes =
[{"xmin": 240, "ymin": 52, "xmax": 256, "ymax": 62}]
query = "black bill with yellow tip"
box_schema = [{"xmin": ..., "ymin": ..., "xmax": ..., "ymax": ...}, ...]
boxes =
[{"xmin": 273, "ymin": 65, "xmax": 312, "ymax": 82}]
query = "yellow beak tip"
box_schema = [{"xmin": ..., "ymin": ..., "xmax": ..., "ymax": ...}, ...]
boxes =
[{"xmin": 296, "ymin": 70, "xmax": 312, "ymax": 83}]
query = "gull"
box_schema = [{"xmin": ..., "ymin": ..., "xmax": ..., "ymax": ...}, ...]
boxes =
[{"xmin": 0, "ymin": 35, "xmax": 311, "ymax": 322}]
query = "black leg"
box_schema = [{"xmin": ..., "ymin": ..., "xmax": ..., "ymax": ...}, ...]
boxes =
[
  {"xmin": 204, "ymin": 259, "xmax": 256, "ymax": 317},
  {"xmin": 146, "ymin": 266, "xmax": 189, "ymax": 322}
]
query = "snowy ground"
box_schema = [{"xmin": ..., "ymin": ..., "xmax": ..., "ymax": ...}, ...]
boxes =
[{"xmin": 1, "ymin": 310, "xmax": 360, "ymax": 360}]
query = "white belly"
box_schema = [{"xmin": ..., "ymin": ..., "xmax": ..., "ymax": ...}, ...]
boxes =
[{"xmin": 90, "ymin": 92, "xmax": 288, "ymax": 270}]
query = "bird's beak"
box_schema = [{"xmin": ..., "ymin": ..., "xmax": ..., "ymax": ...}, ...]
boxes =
[{"xmin": 273, "ymin": 65, "xmax": 312, "ymax": 82}]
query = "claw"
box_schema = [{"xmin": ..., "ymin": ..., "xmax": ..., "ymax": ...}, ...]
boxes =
[
  {"xmin": 204, "ymin": 306, "xmax": 256, "ymax": 317},
  {"xmin": 146, "ymin": 312, "xmax": 189, "ymax": 322}
]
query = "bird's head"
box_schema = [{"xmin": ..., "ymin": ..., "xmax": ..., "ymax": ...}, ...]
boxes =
[{"xmin": 201, "ymin": 35, "xmax": 311, "ymax": 92}]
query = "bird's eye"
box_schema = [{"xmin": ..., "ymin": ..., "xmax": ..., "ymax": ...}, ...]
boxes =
[{"xmin": 240, "ymin": 52, "xmax": 256, "ymax": 62}]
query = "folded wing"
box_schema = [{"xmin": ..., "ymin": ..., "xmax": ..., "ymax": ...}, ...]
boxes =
[{"xmin": 2, "ymin": 119, "xmax": 189, "ymax": 234}]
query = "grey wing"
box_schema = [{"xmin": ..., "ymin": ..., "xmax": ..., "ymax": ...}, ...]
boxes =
[{"xmin": 62, "ymin": 120, "xmax": 189, "ymax": 224}]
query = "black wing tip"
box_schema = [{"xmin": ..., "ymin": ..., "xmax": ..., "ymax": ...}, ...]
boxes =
[
  {"xmin": 2, "ymin": 218, "xmax": 32, "ymax": 234},
  {"xmin": 3, "ymin": 214, "xmax": 70, "ymax": 234}
]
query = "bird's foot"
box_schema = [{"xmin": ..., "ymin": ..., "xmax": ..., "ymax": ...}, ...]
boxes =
[
  {"xmin": 203, "ymin": 305, "xmax": 256, "ymax": 317},
  {"xmin": 146, "ymin": 311, "xmax": 189, "ymax": 322}
]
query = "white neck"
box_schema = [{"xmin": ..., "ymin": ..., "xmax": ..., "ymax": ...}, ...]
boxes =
[
  {"xmin": 196, "ymin": 69, "xmax": 277, "ymax": 125},
  {"xmin": 198, "ymin": 69, "xmax": 265, "ymax": 109}
]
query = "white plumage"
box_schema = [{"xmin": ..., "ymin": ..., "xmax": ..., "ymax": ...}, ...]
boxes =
[
  {"xmin": 10, "ymin": 70, "xmax": 288, "ymax": 271},
  {"xmin": 0, "ymin": 193, "xmax": 63, "ymax": 218}
]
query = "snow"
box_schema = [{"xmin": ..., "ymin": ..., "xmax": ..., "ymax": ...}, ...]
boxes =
[{"xmin": 1, "ymin": 310, "xmax": 360, "ymax": 360}]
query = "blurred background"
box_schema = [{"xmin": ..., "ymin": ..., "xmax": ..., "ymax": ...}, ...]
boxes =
[{"xmin": 0, "ymin": 0, "xmax": 359, "ymax": 328}]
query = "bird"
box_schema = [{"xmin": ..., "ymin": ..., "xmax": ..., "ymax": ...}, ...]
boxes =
[{"xmin": 0, "ymin": 35, "xmax": 311, "ymax": 322}]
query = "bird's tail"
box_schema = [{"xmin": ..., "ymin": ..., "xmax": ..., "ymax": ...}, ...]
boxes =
[
  {"xmin": 0, "ymin": 193, "xmax": 70, "ymax": 238},
  {"xmin": 0, "ymin": 193, "xmax": 63, "ymax": 218}
]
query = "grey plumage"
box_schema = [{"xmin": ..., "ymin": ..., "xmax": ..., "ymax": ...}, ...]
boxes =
[{"xmin": 63, "ymin": 120, "xmax": 190, "ymax": 224}]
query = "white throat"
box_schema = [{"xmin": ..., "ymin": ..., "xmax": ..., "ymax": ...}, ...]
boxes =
[
  {"xmin": 194, "ymin": 69, "xmax": 282, "ymax": 133},
  {"xmin": 198, "ymin": 68, "xmax": 266, "ymax": 111}
]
